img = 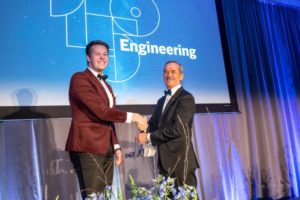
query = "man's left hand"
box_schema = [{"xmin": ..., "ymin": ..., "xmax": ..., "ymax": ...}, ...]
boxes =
[
  {"xmin": 114, "ymin": 149, "xmax": 124, "ymax": 166},
  {"xmin": 135, "ymin": 132, "xmax": 149, "ymax": 144}
]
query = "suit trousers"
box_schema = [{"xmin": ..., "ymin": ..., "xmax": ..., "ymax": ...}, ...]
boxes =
[{"xmin": 69, "ymin": 144, "xmax": 114, "ymax": 199}]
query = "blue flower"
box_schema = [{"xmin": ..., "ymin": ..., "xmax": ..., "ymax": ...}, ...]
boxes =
[
  {"xmin": 172, "ymin": 188, "xmax": 177, "ymax": 196},
  {"xmin": 85, "ymin": 192, "xmax": 97, "ymax": 200},
  {"xmin": 159, "ymin": 190, "xmax": 165, "ymax": 198},
  {"xmin": 97, "ymin": 193, "xmax": 104, "ymax": 200},
  {"xmin": 159, "ymin": 184, "xmax": 166, "ymax": 192},
  {"xmin": 175, "ymin": 193, "xmax": 182, "ymax": 199},
  {"xmin": 104, "ymin": 186, "xmax": 112, "ymax": 191}
]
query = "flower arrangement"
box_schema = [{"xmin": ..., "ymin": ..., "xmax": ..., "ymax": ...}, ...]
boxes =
[
  {"xmin": 85, "ymin": 186, "xmax": 116, "ymax": 200},
  {"xmin": 84, "ymin": 174, "xmax": 198, "ymax": 200}
]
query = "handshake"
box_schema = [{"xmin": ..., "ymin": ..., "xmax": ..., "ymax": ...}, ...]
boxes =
[{"xmin": 132, "ymin": 113, "xmax": 150, "ymax": 144}]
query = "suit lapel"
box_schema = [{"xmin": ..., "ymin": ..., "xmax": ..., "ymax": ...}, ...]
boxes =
[
  {"xmin": 156, "ymin": 97, "xmax": 165, "ymax": 128},
  {"xmin": 160, "ymin": 87, "xmax": 183, "ymax": 121},
  {"xmin": 157, "ymin": 96, "xmax": 165, "ymax": 117}
]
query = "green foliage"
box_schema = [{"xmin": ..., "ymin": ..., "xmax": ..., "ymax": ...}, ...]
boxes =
[{"xmin": 129, "ymin": 174, "xmax": 138, "ymax": 199}]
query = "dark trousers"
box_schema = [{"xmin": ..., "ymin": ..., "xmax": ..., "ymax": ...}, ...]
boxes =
[{"xmin": 69, "ymin": 146, "xmax": 114, "ymax": 199}]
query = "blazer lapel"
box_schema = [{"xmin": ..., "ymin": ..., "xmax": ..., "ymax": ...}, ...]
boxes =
[
  {"xmin": 105, "ymin": 82, "xmax": 116, "ymax": 107},
  {"xmin": 85, "ymin": 69, "xmax": 110, "ymax": 106}
]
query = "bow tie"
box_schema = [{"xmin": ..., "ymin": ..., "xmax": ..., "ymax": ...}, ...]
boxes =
[
  {"xmin": 97, "ymin": 74, "xmax": 108, "ymax": 81},
  {"xmin": 164, "ymin": 89, "xmax": 172, "ymax": 96}
]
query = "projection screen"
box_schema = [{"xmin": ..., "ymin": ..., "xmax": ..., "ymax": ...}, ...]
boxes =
[{"xmin": 0, "ymin": 0, "xmax": 239, "ymax": 119}]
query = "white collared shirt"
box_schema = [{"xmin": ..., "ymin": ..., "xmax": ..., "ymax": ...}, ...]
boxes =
[
  {"xmin": 88, "ymin": 67, "xmax": 114, "ymax": 107},
  {"xmin": 162, "ymin": 84, "xmax": 181, "ymax": 113},
  {"xmin": 88, "ymin": 67, "xmax": 132, "ymax": 124}
]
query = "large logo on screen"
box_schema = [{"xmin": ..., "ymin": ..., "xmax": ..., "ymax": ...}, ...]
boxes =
[{"xmin": 50, "ymin": 0, "xmax": 160, "ymax": 83}]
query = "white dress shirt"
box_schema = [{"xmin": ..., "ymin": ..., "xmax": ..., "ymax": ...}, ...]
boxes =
[
  {"xmin": 88, "ymin": 67, "xmax": 132, "ymax": 150},
  {"xmin": 162, "ymin": 84, "xmax": 182, "ymax": 113}
]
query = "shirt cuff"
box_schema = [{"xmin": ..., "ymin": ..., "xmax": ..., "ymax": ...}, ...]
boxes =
[
  {"xmin": 147, "ymin": 133, "xmax": 152, "ymax": 144},
  {"xmin": 114, "ymin": 144, "xmax": 121, "ymax": 151},
  {"xmin": 126, "ymin": 112, "xmax": 133, "ymax": 123}
]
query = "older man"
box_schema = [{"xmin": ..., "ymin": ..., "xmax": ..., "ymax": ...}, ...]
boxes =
[{"xmin": 136, "ymin": 60, "xmax": 199, "ymax": 187}]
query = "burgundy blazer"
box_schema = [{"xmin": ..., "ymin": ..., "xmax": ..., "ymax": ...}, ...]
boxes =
[{"xmin": 65, "ymin": 69, "xmax": 127, "ymax": 155}]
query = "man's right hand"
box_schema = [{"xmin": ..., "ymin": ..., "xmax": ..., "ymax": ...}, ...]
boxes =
[{"xmin": 132, "ymin": 113, "xmax": 148, "ymax": 131}]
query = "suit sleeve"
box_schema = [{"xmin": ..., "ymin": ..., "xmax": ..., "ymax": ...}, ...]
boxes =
[
  {"xmin": 111, "ymin": 125, "xmax": 120, "ymax": 147},
  {"xmin": 147, "ymin": 98, "xmax": 163, "ymax": 133},
  {"xmin": 69, "ymin": 73, "xmax": 127, "ymax": 123},
  {"xmin": 150, "ymin": 94, "xmax": 195, "ymax": 146}
]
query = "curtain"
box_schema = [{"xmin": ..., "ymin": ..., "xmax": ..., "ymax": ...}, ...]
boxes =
[{"xmin": 193, "ymin": 0, "xmax": 300, "ymax": 199}]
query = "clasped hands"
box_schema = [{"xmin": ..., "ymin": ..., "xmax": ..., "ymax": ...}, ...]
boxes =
[
  {"xmin": 132, "ymin": 113, "xmax": 150, "ymax": 144},
  {"xmin": 115, "ymin": 113, "xmax": 148, "ymax": 165}
]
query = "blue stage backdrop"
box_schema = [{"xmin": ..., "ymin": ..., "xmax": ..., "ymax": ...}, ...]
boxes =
[{"xmin": 0, "ymin": 0, "xmax": 238, "ymax": 118}]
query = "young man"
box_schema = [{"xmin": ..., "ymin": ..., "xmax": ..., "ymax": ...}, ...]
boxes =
[{"xmin": 66, "ymin": 40, "xmax": 146, "ymax": 198}]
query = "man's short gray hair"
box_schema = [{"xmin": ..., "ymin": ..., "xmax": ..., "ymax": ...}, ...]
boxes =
[{"xmin": 164, "ymin": 60, "xmax": 184, "ymax": 73}]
